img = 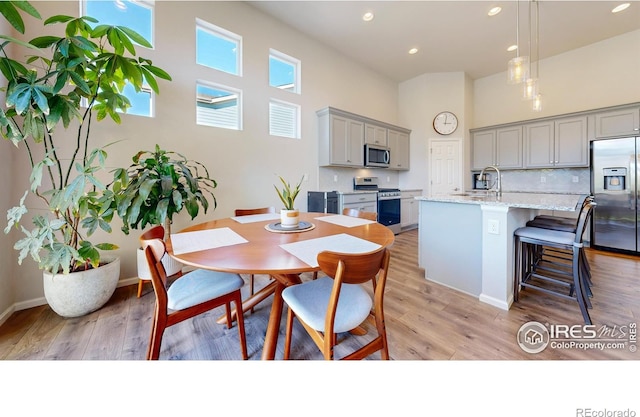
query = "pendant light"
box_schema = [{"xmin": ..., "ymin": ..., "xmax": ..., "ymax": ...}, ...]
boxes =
[
  {"xmin": 508, "ymin": 0, "xmax": 529, "ymax": 84},
  {"xmin": 531, "ymin": 0, "xmax": 542, "ymax": 111},
  {"xmin": 523, "ymin": 0, "xmax": 538, "ymax": 99}
]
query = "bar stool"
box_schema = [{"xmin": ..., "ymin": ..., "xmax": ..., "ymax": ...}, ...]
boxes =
[
  {"xmin": 513, "ymin": 201, "xmax": 596, "ymax": 325},
  {"xmin": 525, "ymin": 195, "xmax": 594, "ymax": 292}
]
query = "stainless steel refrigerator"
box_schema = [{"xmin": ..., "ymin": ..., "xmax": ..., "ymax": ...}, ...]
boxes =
[{"xmin": 591, "ymin": 137, "xmax": 640, "ymax": 253}]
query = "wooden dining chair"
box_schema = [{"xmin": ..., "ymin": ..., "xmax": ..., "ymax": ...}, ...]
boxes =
[
  {"xmin": 342, "ymin": 207, "xmax": 377, "ymax": 221},
  {"xmin": 234, "ymin": 207, "xmax": 276, "ymax": 302},
  {"xmin": 136, "ymin": 225, "xmax": 183, "ymax": 298},
  {"xmin": 140, "ymin": 226, "xmax": 248, "ymax": 360},
  {"xmin": 282, "ymin": 247, "xmax": 391, "ymax": 360}
]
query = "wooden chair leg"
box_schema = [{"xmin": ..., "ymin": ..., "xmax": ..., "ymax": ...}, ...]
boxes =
[
  {"xmin": 224, "ymin": 302, "xmax": 233, "ymax": 329},
  {"xmin": 284, "ymin": 309, "xmax": 295, "ymax": 360},
  {"xmin": 137, "ymin": 279, "xmax": 144, "ymax": 298},
  {"xmin": 233, "ymin": 293, "xmax": 248, "ymax": 360},
  {"xmin": 148, "ymin": 316, "xmax": 165, "ymax": 360}
]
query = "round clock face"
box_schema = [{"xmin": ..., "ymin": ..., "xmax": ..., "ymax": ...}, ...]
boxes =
[{"xmin": 433, "ymin": 111, "xmax": 458, "ymax": 135}]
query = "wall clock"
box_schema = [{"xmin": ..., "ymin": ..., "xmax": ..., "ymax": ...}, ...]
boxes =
[{"xmin": 433, "ymin": 111, "xmax": 458, "ymax": 135}]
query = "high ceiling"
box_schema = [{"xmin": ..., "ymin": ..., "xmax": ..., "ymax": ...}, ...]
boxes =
[{"xmin": 248, "ymin": 1, "xmax": 640, "ymax": 82}]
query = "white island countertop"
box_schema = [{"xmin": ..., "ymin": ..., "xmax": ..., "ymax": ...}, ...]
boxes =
[{"xmin": 416, "ymin": 192, "xmax": 582, "ymax": 211}]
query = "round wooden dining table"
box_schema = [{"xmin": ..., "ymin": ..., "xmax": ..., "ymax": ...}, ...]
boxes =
[{"xmin": 166, "ymin": 211, "xmax": 395, "ymax": 360}]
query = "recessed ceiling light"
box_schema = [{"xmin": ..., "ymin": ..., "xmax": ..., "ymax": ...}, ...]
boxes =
[
  {"xmin": 488, "ymin": 6, "xmax": 502, "ymax": 16},
  {"xmin": 507, "ymin": 45, "xmax": 518, "ymax": 52},
  {"xmin": 612, "ymin": 3, "xmax": 630, "ymax": 13},
  {"xmin": 408, "ymin": 48, "xmax": 419, "ymax": 55},
  {"xmin": 362, "ymin": 12, "xmax": 374, "ymax": 22}
]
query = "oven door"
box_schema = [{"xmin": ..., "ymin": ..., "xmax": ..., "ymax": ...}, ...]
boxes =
[{"xmin": 377, "ymin": 197, "xmax": 401, "ymax": 234}]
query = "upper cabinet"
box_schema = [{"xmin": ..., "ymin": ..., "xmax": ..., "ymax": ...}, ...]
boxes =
[
  {"xmin": 318, "ymin": 110, "xmax": 364, "ymax": 167},
  {"xmin": 388, "ymin": 129, "xmax": 410, "ymax": 170},
  {"xmin": 471, "ymin": 126, "xmax": 522, "ymax": 170},
  {"xmin": 594, "ymin": 107, "xmax": 640, "ymax": 138},
  {"xmin": 524, "ymin": 116, "xmax": 588, "ymax": 168},
  {"xmin": 365, "ymin": 124, "xmax": 388, "ymax": 146},
  {"xmin": 317, "ymin": 107, "xmax": 411, "ymax": 170}
]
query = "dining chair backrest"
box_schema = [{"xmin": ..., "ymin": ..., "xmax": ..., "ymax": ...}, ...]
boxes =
[
  {"xmin": 318, "ymin": 247, "xmax": 389, "ymax": 287},
  {"xmin": 140, "ymin": 226, "xmax": 170, "ymax": 293},
  {"xmin": 235, "ymin": 207, "xmax": 276, "ymax": 216},
  {"xmin": 342, "ymin": 207, "xmax": 377, "ymax": 221}
]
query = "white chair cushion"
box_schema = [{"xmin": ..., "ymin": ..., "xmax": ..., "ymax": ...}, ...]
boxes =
[
  {"xmin": 515, "ymin": 226, "xmax": 576, "ymax": 246},
  {"xmin": 167, "ymin": 269, "xmax": 244, "ymax": 311},
  {"xmin": 282, "ymin": 276, "xmax": 373, "ymax": 334}
]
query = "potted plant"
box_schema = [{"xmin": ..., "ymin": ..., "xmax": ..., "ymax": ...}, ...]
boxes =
[
  {"xmin": 274, "ymin": 175, "xmax": 303, "ymax": 228},
  {"xmin": 110, "ymin": 145, "xmax": 218, "ymax": 295},
  {"xmin": 0, "ymin": 6, "xmax": 171, "ymax": 317}
]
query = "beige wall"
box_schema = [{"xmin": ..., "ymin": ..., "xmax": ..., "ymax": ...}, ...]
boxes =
[{"xmin": 473, "ymin": 29, "xmax": 640, "ymax": 128}]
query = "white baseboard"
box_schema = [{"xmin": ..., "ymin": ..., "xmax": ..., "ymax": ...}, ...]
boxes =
[
  {"xmin": 479, "ymin": 293, "xmax": 512, "ymax": 311},
  {"xmin": 0, "ymin": 277, "xmax": 141, "ymax": 327}
]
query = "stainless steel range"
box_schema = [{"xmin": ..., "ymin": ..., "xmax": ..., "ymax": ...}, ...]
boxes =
[{"xmin": 354, "ymin": 177, "xmax": 401, "ymax": 234}]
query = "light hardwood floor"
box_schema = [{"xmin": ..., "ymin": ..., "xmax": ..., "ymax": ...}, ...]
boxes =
[{"xmin": 0, "ymin": 229, "xmax": 638, "ymax": 360}]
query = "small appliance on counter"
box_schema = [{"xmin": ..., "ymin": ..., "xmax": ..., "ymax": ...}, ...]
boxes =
[
  {"xmin": 472, "ymin": 173, "xmax": 491, "ymax": 190},
  {"xmin": 307, "ymin": 191, "xmax": 339, "ymax": 214}
]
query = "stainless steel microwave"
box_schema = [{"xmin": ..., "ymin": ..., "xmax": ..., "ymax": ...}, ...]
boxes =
[{"xmin": 364, "ymin": 143, "xmax": 390, "ymax": 168}]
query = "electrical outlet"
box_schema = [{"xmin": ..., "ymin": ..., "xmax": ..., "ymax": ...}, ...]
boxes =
[
  {"xmin": 572, "ymin": 176, "xmax": 579, "ymax": 183},
  {"xmin": 333, "ymin": 175, "xmax": 338, "ymax": 182},
  {"xmin": 488, "ymin": 219, "xmax": 500, "ymax": 235},
  {"xmin": 303, "ymin": 173, "xmax": 309, "ymax": 181},
  {"xmin": 541, "ymin": 176, "xmax": 546, "ymax": 183}
]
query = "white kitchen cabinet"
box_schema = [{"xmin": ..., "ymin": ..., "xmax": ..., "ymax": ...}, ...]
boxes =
[
  {"xmin": 471, "ymin": 126, "xmax": 522, "ymax": 170},
  {"xmin": 339, "ymin": 192, "xmax": 378, "ymax": 214},
  {"xmin": 401, "ymin": 189, "xmax": 422, "ymax": 229},
  {"xmin": 524, "ymin": 116, "xmax": 588, "ymax": 168},
  {"xmin": 388, "ymin": 129, "xmax": 410, "ymax": 170},
  {"xmin": 365, "ymin": 123, "xmax": 387, "ymax": 146},
  {"xmin": 318, "ymin": 109, "xmax": 364, "ymax": 167},
  {"xmin": 594, "ymin": 107, "xmax": 640, "ymax": 138}
]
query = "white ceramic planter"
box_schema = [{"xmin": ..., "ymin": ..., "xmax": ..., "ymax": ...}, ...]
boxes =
[
  {"xmin": 280, "ymin": 209, "xmax": 300, "ymax": 228},
  {"xmin": 43, "ymin": 257, "xmax": 120, "ymax": 318}
]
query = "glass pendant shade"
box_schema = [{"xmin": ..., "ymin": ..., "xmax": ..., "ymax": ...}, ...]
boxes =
[
  {"xmin": 533, "ymin": 93, "xmax": 543, "ymax": 112},
  {"xmin": 523, "ymin": 78, "xmax": 538, "ymax": 100},
  {"xmin": 508, "ymin": 55, "xmax": 529, "ymax": 84}
]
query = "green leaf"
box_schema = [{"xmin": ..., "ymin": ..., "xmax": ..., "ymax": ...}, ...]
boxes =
[
  {"xmin": 0, "ymin": 2, "xmax": 25, "ymax": 34},
  {"xmin": 11, "ymin": 1, "xmax": 41, "ymax": 19},
  {"xmin": 29, "ymin": 35, "xmax": 61, "ymax": 48},
  {"xmin": 118, "ymin": 25, "xmax": 151, "ymax": 49}
]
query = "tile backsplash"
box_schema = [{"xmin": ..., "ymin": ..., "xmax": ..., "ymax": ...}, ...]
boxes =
[{"xmin": 496, "ymin": 168, "xmax": 590, "ymax": 194}]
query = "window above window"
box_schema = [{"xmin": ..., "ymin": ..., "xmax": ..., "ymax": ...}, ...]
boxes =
[
  {"xmin": 269, "ymin": 49, "xmax": 300, "ymax": 94},
  {"xmin": 196, "ymin": 81, "xmax": 242, "ymax": 130},
  {"xmin": 196, "ymin": 19, "xmax": 242, "ymax": 76},
  {"xmin": 83, "ymin": 0, "xmax": 154, "ymax": 47}
]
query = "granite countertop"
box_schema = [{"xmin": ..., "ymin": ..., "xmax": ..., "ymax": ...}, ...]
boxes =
[{"xmin": 415, "ymin": 191, "xmax": 582, "ymax": 211}]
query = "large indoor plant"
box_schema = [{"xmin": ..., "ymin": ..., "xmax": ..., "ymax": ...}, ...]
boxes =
[
  {"xmin": 0, "ymin": 5, "xmax": 171, "ymax": 316},
  {"xmin": 110, "ymin": 145, "xmax": 218, "ymax": 295}
]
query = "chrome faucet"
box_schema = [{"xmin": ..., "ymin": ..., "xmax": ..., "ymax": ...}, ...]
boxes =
[{"xmin": 479, "ymin": 165, "xmax": 502, "ymax": 196}]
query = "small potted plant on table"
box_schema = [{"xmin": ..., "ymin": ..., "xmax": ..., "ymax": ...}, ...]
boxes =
[{"xmin": 274, "ymin": 176, "xmax": 304, "ymax": 228}]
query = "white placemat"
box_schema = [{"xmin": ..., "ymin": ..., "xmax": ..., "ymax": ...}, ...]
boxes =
[
  {"xmin": 279, "ymin": 233, "xmax": 382, "ymax": 267},
  {"xmin": 170, "ymin": 227, "xmax": 248, "ymax": 255},
  {"xmin": 231, "ymin": 213, "xmax": 281, "ymax": 223},
  {"xmin": 314, "ymin": 214, "xmax": 375, "ymax": 228}
]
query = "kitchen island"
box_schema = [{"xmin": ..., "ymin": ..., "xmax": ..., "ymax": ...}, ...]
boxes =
[{"xmin": 415, "ymin": 192, "xmax": 582, "ymax": 310}]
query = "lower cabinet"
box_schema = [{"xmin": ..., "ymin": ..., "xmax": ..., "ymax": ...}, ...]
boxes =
[{"xmin": 401, "ymin": 190, "xmax": 422, "ymax": 230}]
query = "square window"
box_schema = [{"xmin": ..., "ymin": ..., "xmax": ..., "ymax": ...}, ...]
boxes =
[
  {"xmin": 269, "ymin": 99, "xmax": 300, "ymax": 139},
  {"xmin": 196, "ymin": 82, "xmax": 242, "ymax": 130},
  {"xmin": 83, "ymin": 0, "xmax": 155, "ymax": 117},
  {"xmin": 196, "ymin": 19, "xmax": 242, "ymax": 76},
  {"xmin": 269, "ymin": 49, "xmax": 300, "ymax": 94},
  {"xmin": 83, "ymin": 0, "xmax": 154, "ymax": 47}
]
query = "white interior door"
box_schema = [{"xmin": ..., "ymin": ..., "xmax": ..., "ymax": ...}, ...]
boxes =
[{"xmin": 428, "ymin": 139, "xmax": 463, "ymax": 197}]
